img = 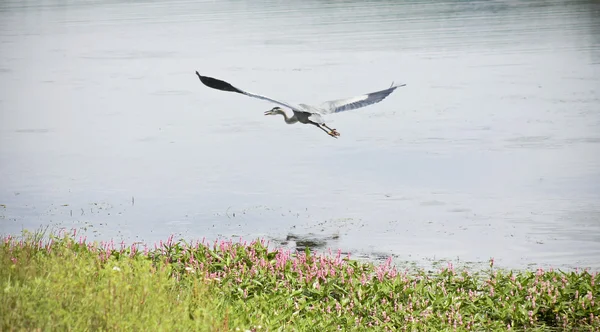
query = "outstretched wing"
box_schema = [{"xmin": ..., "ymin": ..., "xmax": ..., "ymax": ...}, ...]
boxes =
[
  {"xmin": 195, "ymin": 71, "xmax": 303, "ymax": 112},
  {"xmin": 317, "ymin": 82, "xmax": 406, "ymax": 114}
]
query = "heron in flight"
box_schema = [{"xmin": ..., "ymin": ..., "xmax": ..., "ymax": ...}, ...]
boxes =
[{"xmin": 195, "ymin": 71, "xmax": 405, "ymax": 138}]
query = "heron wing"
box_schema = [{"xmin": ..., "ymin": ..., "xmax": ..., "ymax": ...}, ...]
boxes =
[
  {"xmin": 296, "ymin": 104, "xmax": 326, "ymax": 124},
  {"xmin": 195, "ymin": 72, "xmax": 303, "ymax": 112},
  {"xmin": 317, "ymin": 83, "xmax": 406, "ymax": 114},
  {"xmin": 307, "ymin": 113, "xmax": 325, "ymax": 124}
]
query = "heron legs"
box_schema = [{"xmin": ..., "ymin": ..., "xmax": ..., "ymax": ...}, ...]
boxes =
[
  {"xmin": 323, "ymin": 124, "xmax": 340, "ymax": 137},
  {"xmin": 316, "ymin": 124, "xmax": 340, "ymax": 138}
]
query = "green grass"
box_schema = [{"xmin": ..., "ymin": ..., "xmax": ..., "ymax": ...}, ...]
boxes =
[{"xmin": 1, "ymin": 229, "xmax": 598, "ymax": 331}]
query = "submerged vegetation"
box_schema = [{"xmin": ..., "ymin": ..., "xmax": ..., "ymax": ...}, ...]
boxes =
[{"xmin": 1, "ymin": 229, "xmax": 598, "ymax": 331}]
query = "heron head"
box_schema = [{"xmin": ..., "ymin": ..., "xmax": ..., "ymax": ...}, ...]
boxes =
[{"xmin": 264, "ymin": 107, "xmax": 283, "ymax": 116}]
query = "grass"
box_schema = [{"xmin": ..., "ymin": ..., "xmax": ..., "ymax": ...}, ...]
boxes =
[{"xmin": 1, "ymin": 229, "xmax": 598, "ymax": 331}]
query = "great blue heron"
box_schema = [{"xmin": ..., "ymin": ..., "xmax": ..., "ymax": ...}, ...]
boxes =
[{"xmin": 195, "ymin": 71, "xmax": 405, "ymax": 138}]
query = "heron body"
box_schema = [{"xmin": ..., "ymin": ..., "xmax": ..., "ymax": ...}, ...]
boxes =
[
  {"xmin": 270, "ymin": 107, "xmax": 321, "ymax": 124},
  {"xmin": 195, "ymin": 71, "xmax": 405, "ymax": 138}
]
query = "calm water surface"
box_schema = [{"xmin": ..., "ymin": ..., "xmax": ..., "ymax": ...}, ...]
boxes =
[{"xmin": 1, "ymin": 0, "xmax": 599, "ymax": 270}]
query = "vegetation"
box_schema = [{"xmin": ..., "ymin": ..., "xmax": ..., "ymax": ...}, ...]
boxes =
[{"xmin": 1, "ymin": 229, "xmax": 598, "ymax": 331}]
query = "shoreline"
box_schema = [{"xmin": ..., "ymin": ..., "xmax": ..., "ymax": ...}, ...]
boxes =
[{"xmin": 2, "ymin": 228, "xmax": 598, "ymax": 330}]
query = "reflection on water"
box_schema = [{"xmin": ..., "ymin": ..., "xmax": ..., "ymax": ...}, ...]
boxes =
[
  {"xmin": 276, "ymin": 233, "xmax": 341, "ymax": 252},
  {"xmin": 0, "ymin": 0, "xmax": 599, "ymax": 270}
]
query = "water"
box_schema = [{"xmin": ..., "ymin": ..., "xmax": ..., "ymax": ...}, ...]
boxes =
[{"xmin": 1, "ymin": 0, "xmax": 599, "ymax": 270}]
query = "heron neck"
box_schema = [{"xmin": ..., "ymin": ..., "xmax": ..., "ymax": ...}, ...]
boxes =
[{"xmin": 277, "ymin": 110, "xmax": 297, "ymax": 124}]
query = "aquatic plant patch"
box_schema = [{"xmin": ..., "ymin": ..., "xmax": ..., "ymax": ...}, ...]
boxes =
[{"xmin": 1, "ymin": 229, "xmax": 598, "ymax": 331}]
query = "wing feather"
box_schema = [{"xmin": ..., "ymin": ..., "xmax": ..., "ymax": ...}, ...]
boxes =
[
  {"xmin": 195, "ymin": 71, "xmax": 302, "ymax": 112},
  {"xmin": 318, "ymin": 83, "xmax": 406, "ymax": 114}
]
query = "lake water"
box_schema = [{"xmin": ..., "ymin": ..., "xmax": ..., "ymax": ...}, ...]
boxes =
[{"xmin": 1, "ymin": 0, "xmax": 599, "ymax": 271}]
